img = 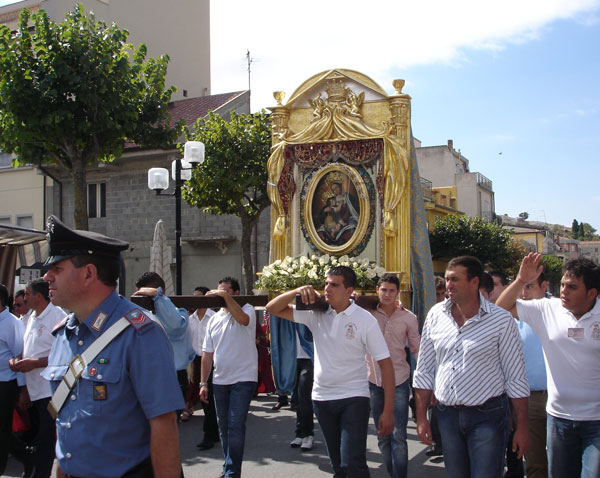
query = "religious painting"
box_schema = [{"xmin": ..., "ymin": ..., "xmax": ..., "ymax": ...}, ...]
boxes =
[{"xmin": 301, "ymin": 162, "xmax": 374, "ymax": 256}]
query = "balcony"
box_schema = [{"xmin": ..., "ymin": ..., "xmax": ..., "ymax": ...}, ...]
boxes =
[
  {"xmin": 420, "ymin": 177, "xmax": 433, "ymax": 202},
  {"xmin": 476, "ymin": 172, "xmax": 493, "ymax": 191}
]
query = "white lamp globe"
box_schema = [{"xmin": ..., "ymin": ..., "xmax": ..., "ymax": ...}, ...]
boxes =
[{"xmin": 148, "ymin": 167, "xmax": 169, "ymax": 191}]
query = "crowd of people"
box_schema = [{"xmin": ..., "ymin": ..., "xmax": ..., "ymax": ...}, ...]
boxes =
[{"xmin": 1, "ymin": 215, "xmax": 599, "ymax": 478}]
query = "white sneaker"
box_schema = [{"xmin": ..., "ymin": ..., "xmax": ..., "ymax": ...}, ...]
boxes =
[
  {"xmin": 290, "ymin": 437, "xmax": 303, "ymax": 448},
  {"xmin": 300, "ymin": 435, "xmax": 313, "ymax": 450}
]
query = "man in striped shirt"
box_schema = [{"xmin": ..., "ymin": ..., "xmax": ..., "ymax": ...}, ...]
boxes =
[{"xmin": 414, "ymin": 256, "xmax": 530, "ymax": 478}]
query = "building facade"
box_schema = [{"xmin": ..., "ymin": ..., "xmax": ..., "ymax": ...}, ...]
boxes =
[{"xmin": 415, "ymin": 139, "xmax": 495, "ymax": 221}]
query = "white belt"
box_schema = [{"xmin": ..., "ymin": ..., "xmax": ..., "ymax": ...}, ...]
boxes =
[{"xmin": 48, "ymin": 316, "xmax": 131, "ymax": 419}]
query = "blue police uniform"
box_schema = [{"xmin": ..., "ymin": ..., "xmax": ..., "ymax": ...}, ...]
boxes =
[{"xmin": 42, "ymin": 291, "xmax": 184, "ymax": 478}]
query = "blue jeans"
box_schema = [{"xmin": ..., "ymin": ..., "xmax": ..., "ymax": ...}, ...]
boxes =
[
  {"xmin": 436, "ymin": 394, "xmax": 509, "ymax": 478},
  {"xmin": 213, "ymin": 381, "xmax": 256, "ymax": 478},
  {"xmin": 369, "ymin": 380, "xmax": 409, "ymax": 478},
  {"xmin": 313, "ymin": 396, "xmax": 371, "ymax": 478},
  {"xmin": 547, "ymin": 414, "xmax": 600, "ymax": 478}
]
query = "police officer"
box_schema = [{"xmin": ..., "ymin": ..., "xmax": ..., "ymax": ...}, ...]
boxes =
[{"xmin": 41, "ymin": 216, "xmax": 184, "ymax": 478}]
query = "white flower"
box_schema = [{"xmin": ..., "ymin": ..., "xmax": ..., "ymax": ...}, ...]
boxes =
[
  {"xmin": 367, "ymin": 270, "xmax": 377, "ymax": 279},
  {"xmin": 263, "ymin": 271, "xmax": 271, "ymax": 277},
  {"xmin": 319, "ymin": 254, "xmax": 330, "ymax": 265},
  {"xmin": 352, "ymin": 262, "xmax": 359, "ymax": 267},
  {"xmin": 339, "ymin": 255, "xmax": 349, "ymax": 263}
]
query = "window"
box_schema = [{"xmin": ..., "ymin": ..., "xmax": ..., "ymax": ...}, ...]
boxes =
[
  {"xmin": 0, "ymin": 216, "xmax": 10, "ymax": 225},
  {"xmin": 88, "ymin": 183, "xmax": 106, "ymax": 218},
  {"xmin": 16, "ymin": 215, "xmax": 33, "ymax": 229}
]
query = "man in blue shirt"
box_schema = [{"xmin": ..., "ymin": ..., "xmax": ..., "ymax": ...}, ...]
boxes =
[
  {"xmin": 0, "ymin": 283, "xmax": 33, "ymax": 477},
  {"xmin": 41, "ymin": 215, "xmax": 184, "ymax": 478},
  {"xmin": 133, "ymin": 271, "xmax": 195, "ymax": 419}
]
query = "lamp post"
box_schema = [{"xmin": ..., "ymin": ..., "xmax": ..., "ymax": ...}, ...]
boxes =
[{"xmin": 148, "ymin": 141, "xmax": 205, "ymax": 294}]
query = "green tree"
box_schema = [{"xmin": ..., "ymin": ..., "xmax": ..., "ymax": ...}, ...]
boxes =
[
  {"xmin": 0, "ymin": 5, "xmax": 180, "ymax": 229},
  {"xmin": 581, "ymin": 222, "xmax": 599, "ymax": 241},
  {"xmin": 429, "ymin": 214, "xmax": 517, "ymax": 270},
  {"xmin": 572, "ymin": 219, "xmax": 580, "ymax": 239},
  {"xmin": 183, "ymin": 110, "xmax": 272, "ymax": 293},
  {"xmin": 540, "ymin": 254, "xmax": 564, "ymax": 295},
  {"xmin": 518, "ymin": 211, "xmax": 529, "ymax": 221}
]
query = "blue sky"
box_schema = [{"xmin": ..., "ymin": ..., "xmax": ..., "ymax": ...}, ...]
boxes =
[{"xmin": 2, "ymin": 0, "xmax": 599, "ymax": 231}]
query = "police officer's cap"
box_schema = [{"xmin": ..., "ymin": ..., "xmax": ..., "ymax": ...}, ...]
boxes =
[{"xmin": 44, "ymin": 215, "xmax": 129, "ymax": 266}]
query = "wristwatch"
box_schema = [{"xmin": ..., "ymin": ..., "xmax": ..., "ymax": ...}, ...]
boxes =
[{"xmin": 199, "ymin": 382, "xmax": 208, "ymax": 387}]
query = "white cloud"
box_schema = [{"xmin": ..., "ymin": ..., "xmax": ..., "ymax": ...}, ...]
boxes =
[{"xmin": 210, "ymin": 0, "xmax": 600, "ymax": 111}]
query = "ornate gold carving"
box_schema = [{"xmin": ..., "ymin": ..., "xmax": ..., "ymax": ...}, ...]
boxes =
[
  {"xmin": 273, "ymin": 91, "xmax": 285, "ymax": 105},
  {"xmin": 392, "ymin": 79, "xmax": 405, "ymax": 94},
  {"xmin": 267, "ymin": 70, "xmax": 411, "ymax": 277}
]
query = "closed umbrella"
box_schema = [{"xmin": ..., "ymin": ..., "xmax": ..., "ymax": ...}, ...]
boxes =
[{"xmin": 149, "ymin": 219, "xmax": 175, "ymax": 296}]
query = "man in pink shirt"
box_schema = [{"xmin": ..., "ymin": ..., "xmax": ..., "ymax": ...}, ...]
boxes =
[{"xmin": 366, "ymin": 273, "xmax": 420, "ymax": 478}]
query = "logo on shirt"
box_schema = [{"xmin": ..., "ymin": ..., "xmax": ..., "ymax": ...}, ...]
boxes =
[
  {"xmin": 591, "ymin": 322, "xmax": 600, "ymax": 340},
  {"xmin": 345, "ymin": 323, "xmax": 357, "ymax": 340}
]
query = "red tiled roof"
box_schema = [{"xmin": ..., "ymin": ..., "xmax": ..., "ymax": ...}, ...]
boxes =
[
  {"xmin": 124, "ymin": 91, "xmax": 247, "ymax": 149},
  {"xmin": 170, "ymin": 91, "xmax": 247, "ymax": 128}
]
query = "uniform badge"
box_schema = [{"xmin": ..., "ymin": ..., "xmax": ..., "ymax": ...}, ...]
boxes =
[
  {"xmin": 91, "ymin": 312, "xmax": 108, "ymax": 331},
  {"xmin": 93, "ymin": 383, "xmax": 107, "ymax": 400},
  {"xmin": 98, "ymin": 358, "xmax": 109, "ymax": 364},
  {"xmin": 125, "ymin": 309, "xmax": 151, "ymax": 330},
  {"xmin": 88, "ymin": 366, "xmax": 97, "ymax": 377}
]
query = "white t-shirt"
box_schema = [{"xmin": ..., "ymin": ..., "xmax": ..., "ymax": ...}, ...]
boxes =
[
  {"xmin": 517, "ymin": 297, "xmax": 600, "ymax": 420},
  {"xmin": 294, "ymin": 302, "xmax": 390, "ymax": 401},
  {"xmin": 23, "ymin": 302, "xmax": 66, "ymax": 401},
  {"xmin": 202, "ymin": 303, "xmax": 257, "ymax": 385},
  {"xmin": 188, "ymin": 309, "xmax": 215, "ymax": 356}
]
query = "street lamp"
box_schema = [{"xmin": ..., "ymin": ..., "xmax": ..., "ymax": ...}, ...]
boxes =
[{"xmin": 147, "ymin": 141, "xmax": 205, "ymax": 294}]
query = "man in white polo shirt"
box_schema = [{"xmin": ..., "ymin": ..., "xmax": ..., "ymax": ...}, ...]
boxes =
[
  {"xmin": 267, "ymin": 265, "xmax": 395, "ymax": 478},
  {"xmin": 200, "ymin": 277, "xmax": 257, "ymax": 478},
  {"xmin": 497, "ymin": 253, "xmax": 600, "ymax": 478},
  {"xmin": 9, "ymin": 278, "xmax": 65, "ymax": 478}
]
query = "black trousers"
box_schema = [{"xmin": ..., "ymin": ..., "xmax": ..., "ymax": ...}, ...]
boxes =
[
  {"xmin": 30, "ymin": 397, "xmax": 56, "ymax": 478},
  {"xmin": 0, "ymin": 380, "xmax": 29, "ymax": 474}
]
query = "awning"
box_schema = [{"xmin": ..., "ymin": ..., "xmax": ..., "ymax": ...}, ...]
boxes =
[{"xmin": 0, "ymin": 224, "xmax": 48, "ymax": 294}]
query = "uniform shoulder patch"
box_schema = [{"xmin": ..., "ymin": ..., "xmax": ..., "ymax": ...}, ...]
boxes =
[
  {"xmin": 124, "ymin": 308, "xmax": 152, "ymax": 330},
  {"xmin": 51, "ymin": 317, "xmax": 68, "ymax": 335}
]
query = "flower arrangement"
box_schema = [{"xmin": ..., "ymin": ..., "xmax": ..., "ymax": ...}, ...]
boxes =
[{"xmin": 255, "ymin": 254, "xmax": 386, "ymax": 293}]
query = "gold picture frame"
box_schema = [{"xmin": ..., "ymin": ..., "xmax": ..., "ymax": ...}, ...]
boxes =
[{"xmin": 303, "ymin": 162, "xmax": 370, "ymax": 255}]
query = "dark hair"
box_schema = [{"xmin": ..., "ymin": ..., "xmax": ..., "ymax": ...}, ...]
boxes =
[
  {"xmin": 377, "ymin": 273, "xmax": 400, "ymax": 289},
  {"xmin": 447, "ymin": 256, "xmax": 483, "ymax": 283},
  {"xmin": 15, "ymin": 289, "xmax": 25, "ymax": 299},
  {"xmin": 434, "ymin": 276, "xmax": 446, "ymax": 290},
  {"xmin": 564, "ymin": 258, "xmax": 600, "ymax": 293},
  {"xmin": 326, "ymin": 265, "xmax": 356, "ymax": 288},
  {"xmin": 479, "ymin": 272, "xmax": 494, "ymax": 295},
  {"xmin": 71, "ymin": 255, "xmax": 120, "ymax": 287},
  {"xmin": 219, "ymin": 277, "xmax": 240, "ymax": 293},
  {"xmin": 135, "ymin": 271, "xmax": 166, "ymax": 290},
  {"xmin": 194, "ymin": 286, "xmax": 210, "ymax": 295},
  {"xmin": 490, "ymin": 270, "xmax": 508, "ymax": 286},
  {"xmin": 0, "ymin": 283, "xmax": 9, "ymax": 308},
  {"xmin": 536, "ymin": 271, "xmax": 547, "ymax": 287},
  {"xmin": 28, "ymin": 278, "xmax": 50, "ymax": 301}
]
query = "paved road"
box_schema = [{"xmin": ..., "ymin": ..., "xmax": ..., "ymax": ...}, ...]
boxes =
[{"xmin": 5, "ymin": 394, "xmax": 446, "ymax": 477}]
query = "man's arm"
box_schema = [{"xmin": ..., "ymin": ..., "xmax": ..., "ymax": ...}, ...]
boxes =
[
  {"xmin": 266, "ymin": 286, "xmax": 321, "ymax": 321},
  {"xmin": 497, "ymin": 253, "xmax": 543, "ymax": 318},
  {"xmin": 199, "ymin": 352, "xmax": 214, "ymax": 404},
  {"xmin": 415, "ymin": 388, "xmax": 434, "ymax": 446},
  {"xmin": 509, "ymin": 397, "xmax": 530, "ymax": 459},
  {"xmin": 9, "ymin": 356, "xmax": 48, "ymax": 373},
  {"xmin": 377, "ymin": 357, "xmax": 395, "ymax": 436},
  {"xmin": 207, "ymin": 290, "xmax": 250, "ymax": 326},
  {"xmin": 149, "ymin": 411, "xmax": 181, "ymax": 478},
  {"xmin": 134, "ymin": 287, "xmax": 188, "ymax": 334}
]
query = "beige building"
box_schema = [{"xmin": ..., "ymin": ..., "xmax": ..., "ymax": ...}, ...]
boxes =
[
  {"xmin": 416, "ymin": 139, "xmax": 495, "ymax": 221},
  {"xmin": 579, "ymin": 241, "xmax": 600, "ymax": 264},
  {"xmin": 0, "ymin": 0, "xmax": 210, "ymax": 101}
]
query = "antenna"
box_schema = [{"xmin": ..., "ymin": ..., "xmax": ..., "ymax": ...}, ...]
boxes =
[{"xmin": 246, "ymin": 50, "xmax": 253, "ymax": 111}]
